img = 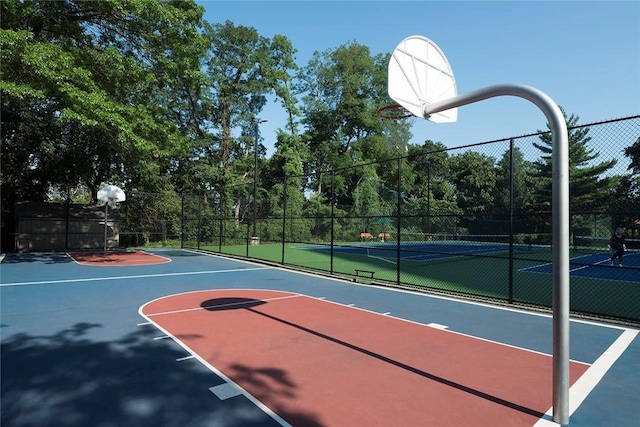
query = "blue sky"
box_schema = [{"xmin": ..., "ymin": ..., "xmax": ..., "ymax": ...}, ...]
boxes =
[{"xmin": 198, "ymin": 1, "xmax": 640, "ymax": 156}]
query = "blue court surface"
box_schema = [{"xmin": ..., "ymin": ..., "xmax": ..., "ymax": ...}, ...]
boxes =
[
  {"xmin": 1, "ymin": 249, "xmax": 639, "ymax": 426},
  {"xmin": 523, "ymin": 252, "xmax": 640, "ymax": 283}
]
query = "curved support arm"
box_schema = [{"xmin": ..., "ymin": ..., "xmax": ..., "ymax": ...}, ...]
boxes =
[{"xmin": 424, "ymin": 84, "xmax": 570, "ymax": 425}]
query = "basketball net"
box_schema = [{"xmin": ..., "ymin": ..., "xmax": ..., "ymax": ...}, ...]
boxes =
[
  {"xmin": 377, "ymin": 104, "xmax": 417, "ymax": 154},
  {"xmin": 108, "ymin": 197, "xmax": 119, "ymax": 208}
]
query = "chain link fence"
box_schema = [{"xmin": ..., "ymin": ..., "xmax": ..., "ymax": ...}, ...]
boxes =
[
  {"xmin": 178, "ymin": 115, "xmax": 639, "ymax": 325},
  {"xmin": 7, "ymin": 116, "xmax": 637, "ymax": 325}
]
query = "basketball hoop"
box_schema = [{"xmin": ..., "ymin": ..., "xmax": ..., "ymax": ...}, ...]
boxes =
[
  {"xmin": 377, "ymin": 104, "xmax": 416, "ymax": 153},
  {"xmin": 97, "ymin": 185, "xmax": 126, "ymax": 252},
  {"xmin": 107, "ymin": 197, "xmax": 119, "ymax": 209},
  {"xmin": 377, "ymin": 104, "xmax": 415, "ymax": 121}
]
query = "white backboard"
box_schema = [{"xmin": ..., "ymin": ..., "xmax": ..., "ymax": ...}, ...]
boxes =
[
  {"xmin": 97, "ymin": 185, "xmax": 126, "ymax": 202},
  {"xmin": 388, "ymin": 35, "xmax": 458, "ymax": 123}
]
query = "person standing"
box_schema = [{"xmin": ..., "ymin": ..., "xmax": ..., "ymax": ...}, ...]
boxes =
[{"xmin": 609, "ymin": 227, "xmax": 627, "ymax": 267}]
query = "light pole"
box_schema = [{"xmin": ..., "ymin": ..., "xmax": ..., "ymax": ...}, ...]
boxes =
[{"xmin": 252, "ymin": 118, "xmax": 267, "ymax": 244}]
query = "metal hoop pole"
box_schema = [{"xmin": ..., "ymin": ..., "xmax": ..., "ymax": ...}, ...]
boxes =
[
  {"xmin": 423, "ymin": 83, "xmax": 570, "ymax": 425},
  {"xmin": 104, "ymin": 202, "xmax": 108, "ymax": 252}
]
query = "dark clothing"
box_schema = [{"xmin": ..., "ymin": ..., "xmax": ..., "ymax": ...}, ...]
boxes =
[
  {"xmin": 609, "ymin": 234, "xmax": 626, "ymax": 264},
  {"xmin": 610, "ymin": 234, "xmax": 626, "ymax": 252}
]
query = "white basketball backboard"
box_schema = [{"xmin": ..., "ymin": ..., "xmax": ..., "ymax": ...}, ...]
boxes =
[
  {"xmin": 97, "ymin": 185, "xmax": 126, "ymax": 202},
  {"xmin": 388, "ymin": 35, "xmax": 458, "ymax": 123}
]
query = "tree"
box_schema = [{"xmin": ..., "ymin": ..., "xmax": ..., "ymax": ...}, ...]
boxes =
[
  {"xmin": 188, "ymin": 21, "xmax": 298, "ymax": 229},
  {"xmin": 296, "ymin": 42, "xmax": 388, "ymax": 196},
  {"xmin": 531, "ymin": 110, "xmax": 617, "ymax": 211},
  {"xmin": 625, "ymin": 136, "xmax": 640, "ymax": 175},
  {"xmin": 450, "ymin": 151, "xmax": 498, "ymax": 217},
  {"xmin": 491, "ymin": 144, "xmax": 540, "ymax": 233},
  {"xmin": 401, "ymin": 141, "xmax": 458, "ymax": 233},
  {"xmin": 0, "ymin": 0, "xmax": 205, "ymax": 206}
]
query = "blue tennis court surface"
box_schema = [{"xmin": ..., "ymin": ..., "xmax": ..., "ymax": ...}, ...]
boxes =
[{"xmin": 523, "ymin": 253, "xmax": 640, "ymax": 283}]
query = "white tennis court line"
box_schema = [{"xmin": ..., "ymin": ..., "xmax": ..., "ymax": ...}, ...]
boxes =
[
  {"xmin": 0, "ymin": 267, "xmax": 272, "ymax": 287},
  {"xmin": 533, "ymin": 328, "xmax": 639, "ymax": 426}
]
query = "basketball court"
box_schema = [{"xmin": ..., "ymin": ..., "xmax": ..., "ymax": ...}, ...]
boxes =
[
  {"xmin": 3, "ymin": 33, "xmax": 637, "ymax": 427},
  {"xmin": 1, "ymin": 249, "xmax": 639, "ymax": 426}
]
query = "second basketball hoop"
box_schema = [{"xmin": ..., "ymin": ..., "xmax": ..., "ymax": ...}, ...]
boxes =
[{"xmin": 377, "ymin": 104, "xmax": 416, "ymax": 154}]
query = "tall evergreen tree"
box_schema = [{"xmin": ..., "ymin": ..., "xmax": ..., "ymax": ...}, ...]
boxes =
[{"xmin": 531, "ymin": 110, "xmax": 617, "ymax": 211}]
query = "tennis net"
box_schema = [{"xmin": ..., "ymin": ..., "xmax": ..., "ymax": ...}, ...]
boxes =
[
  {"xmin": 360, "ymin": 232, "xmax": 546, "ymax": 264},
  {"xmin": 573, "ymin": 236, "xmax": 640, "ymax": 253}
]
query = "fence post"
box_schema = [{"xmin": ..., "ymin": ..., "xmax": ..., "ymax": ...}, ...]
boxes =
[
  {"xmin": 218, "ymin": 190, "xmax": 223, "ymax": 252},
  {"xmin": 64, "ymin": 191, "xmax": 70, "ymax": 251},
  {"xmin": 197, "ymin": 193, "xmax": 202, "ymax": 250},
  {"xmin": 282, "ymin": 175, "xmax": 287, "ymax": 264},
  {"xmin": 330, "ymin": 169, "xmax": 335, "ymax": 275},
  {"xmin": 396, "ymin": 157, "xmax": 402, "ymax": 285},
  {"xmin": 180, "ymin": 193, "xmax": 184, "ymax": 249},
  {"xmin": 245, "ymin": 191, "xmax": 250, "ymax": 257},
  {"xmin": 508, "ymin": 139, "xmax": 515, "ymax": 304}
]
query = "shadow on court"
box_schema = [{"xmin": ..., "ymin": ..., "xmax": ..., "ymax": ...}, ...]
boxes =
[
  {"xmin": 0, "ymin": 322, "xmax": 321, "ymax": 427},
  {"xmin": 0, "ymin": 253, "xmax": 73, "ymax": 264},
  {"xmin": 199, "ymin": 296, "xmax": 545, "ymax": 420},
  {"xmin": 201, "ymin": 297, "xmax": 267, "ymax": 311}
]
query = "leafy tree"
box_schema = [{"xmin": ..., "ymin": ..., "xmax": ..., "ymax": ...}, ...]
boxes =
[
  {"xmin": 489, "ymin": 144, "xmax": 541, "ymax": 233},
  {"xmin": 190, "ymin": 21, "xmax": 297, "ymax": 229},
  {"xmin": 296, "ymin": 42, "xmax": 387, "ymax": 196},
  {"xmin": 450, "ymin": 151, "xmax": 498, "ymax": 216},
  {"xmin": 263, "ymin": 131, "xmax": 308, "ymax": 241},
  {"xmin": 614, "ymin": 135, "xmax": 640, "ymax": 236},
  {"xmin": 1, "ymin": 0, "xmax": 204, "ymax": 206},
  {"xmin": 530, "ymin": 110, "xmax": 618, "ymax": 237},
  {"xmin": 531, "ymin": 110, "xmax": 617, "ymax": 211}
]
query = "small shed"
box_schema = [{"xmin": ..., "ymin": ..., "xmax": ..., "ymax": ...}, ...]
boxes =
[{"xmin": 12, "ymin": 201, "xmax": 119, "ymax": 252}]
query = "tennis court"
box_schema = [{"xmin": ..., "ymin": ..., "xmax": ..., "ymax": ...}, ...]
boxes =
[
  {"xmin": 284, "ymin": 236, "xmax": 639, "ymax": 320},
  {"xmin": 1, "ymin": 249, "xmax": 638, "ymax": 426}
]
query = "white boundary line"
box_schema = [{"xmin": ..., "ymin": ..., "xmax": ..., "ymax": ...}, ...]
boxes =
[
  {"xmin": 568, "ymin": 328, "xmax": 638, "ymax": 413},
  {"xmin": 137, "ymin": 295, "xmax": 293, "ymax": 427},
  {"xmin": 140, "ymin": 286, "xmax": 638, "ymax": 426},
  {"xmin": 0, "ymin": 267, "xmax": 272, "ymax": 287},
  {"xmin": 534, "ymin": 328, "xmax": 639, "ymax": 426},
  {"xmin": 64, "ymin": 250, "xmax": 173, "ymax": 266}
]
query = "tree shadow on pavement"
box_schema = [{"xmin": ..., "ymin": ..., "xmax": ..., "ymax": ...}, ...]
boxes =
[{"xmin": 1, "ymin": 322, "xmax": 323, "ymax": 427}]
